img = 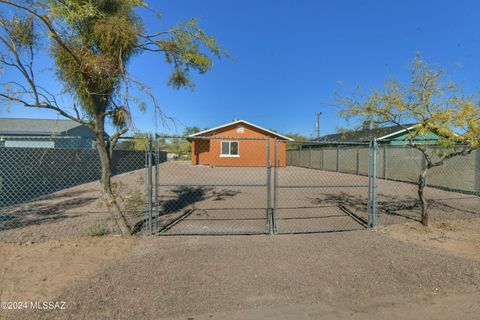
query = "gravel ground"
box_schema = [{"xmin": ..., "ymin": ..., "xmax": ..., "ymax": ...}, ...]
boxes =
[{"xmin": 4, "ymin": 229, "xmax": 479, "ymax": 320}]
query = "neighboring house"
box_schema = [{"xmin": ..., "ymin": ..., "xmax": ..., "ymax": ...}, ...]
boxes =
[
  {"xmin": 0, "ymin": 118, "xmax": 96, "ymax": 149},
  {"xmin": 187, "ymin": 119, "xmax": 294, "ymax": 167},
  {"xmin": 315, "ymin": 123, "xmax": 440, "ymax": 145}
]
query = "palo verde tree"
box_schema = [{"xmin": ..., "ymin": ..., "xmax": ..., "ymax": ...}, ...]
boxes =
[
  {"xmin": 0, "ymin": 0, "xmax": 228, "ymax": 235},
  {"xmin": 337, "ymin": 56, "xmax": 480, "ymax": 226}
]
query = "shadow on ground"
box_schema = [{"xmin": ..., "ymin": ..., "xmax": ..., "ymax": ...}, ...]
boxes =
[
  {"xmin": 0, "ymin": 190, "xmax": 98, "ymax": 232},
  {"xmin": 133, "ymin": 186, "xmax": 243, "ymax": 234}
]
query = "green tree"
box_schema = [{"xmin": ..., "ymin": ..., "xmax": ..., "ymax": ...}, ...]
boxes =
[
  {"xmin": 183, "ymin": 126, "xmax": 201, "ymax": 136},
  {"xmin": 337, "ymin": 56, "xmax": 480, "ymax": 226},
  {"xmin": 284, "ymin": 133, "xmax": 307, "ymax": 150},
  {"xmin": 116, "ymin": 132, "xmax": 148, "ymax": 151},
  {"xmin": 0, "ymin": 0, "xmax": 228, "ymax": 235},
  {"xmin": 175, "ymin": 126, "xmax": 200, "ymax": 156}
]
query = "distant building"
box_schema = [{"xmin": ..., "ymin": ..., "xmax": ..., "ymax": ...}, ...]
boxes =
[
  {"xmin": 188, "ymin": 119, "xmax": 294, "ymax": 167},
  {"xmin": 0, "ymin": 118, "xmax": 96, "ymax": 149},
  {"xmin": 315, "ymin": 123, "xmax": 440, "ymax": 145}
]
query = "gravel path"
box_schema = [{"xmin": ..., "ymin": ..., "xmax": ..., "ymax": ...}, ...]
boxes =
[{"xmin": 6, "ymin": 230, "xmax": 480, "ymax": 319}]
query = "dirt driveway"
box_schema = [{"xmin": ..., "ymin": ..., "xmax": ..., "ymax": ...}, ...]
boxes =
[{"xmin": 1, "ymin": 218, "xmax": 479, "ymax": 320}]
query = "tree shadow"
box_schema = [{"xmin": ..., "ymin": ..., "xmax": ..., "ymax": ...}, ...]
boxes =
[
  {"xmin": 0, "ymin": 189, "xmax": 98, "ymax": 233},
  {"xmin": 162, "ymin": 186, "xmax": 213, "ymax": 215},
  {"xmin": 310, "ymin": 192, "xmax": 370, "ymax": 225},
  {"xmin": 133, "ymin": 186, "xmax": 242, "ymax": 234},
  {"xmin": 382, "ymin": 195, "xmax": 479, "ymax": 221},
  {"xmin": 315, "ymin": 191, "xmax": 479, "ymax": 225},
  {"xmin": 160, "ymin": 186, "xmax": 241, "ymax": 215},
  {"xmin": 313, "ymin": 192, "xmax": 421, "ymax": 223}
]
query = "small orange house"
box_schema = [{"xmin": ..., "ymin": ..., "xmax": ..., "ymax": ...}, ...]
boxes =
[{"xmin": 188, "ymin": 120, "xmax": 294, "ymax": 167}]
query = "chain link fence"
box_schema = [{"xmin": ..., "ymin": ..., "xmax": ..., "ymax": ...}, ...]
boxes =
[
  {"xmin": 287, "ymin": 142, "xmax": 480, "ymax": 227},
  {"xmin": 1, "ymin": 133, "xmax": 478, "ymax": 243},
  {"xmin": 0, "ymin": 136, "xmax": 155, "ymax": 242}
]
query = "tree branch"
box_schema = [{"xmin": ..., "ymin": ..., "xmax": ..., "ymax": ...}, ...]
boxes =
[
  {"xmin": 0, "ymin": 92, "xmax": 95, "ymax": 130},
  {"xmin": 109, "ymin": 127, "xmax": 129, "ymax": 157},
  {"xmin": 428, "ymin": 147, "xmax": 476, "ymax": 168},
  {"xmin": 0, "ymin": 0, "xmax": 81, "ymax": 65}
]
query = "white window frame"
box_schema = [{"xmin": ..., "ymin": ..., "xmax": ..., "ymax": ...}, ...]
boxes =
[{"xmin": 220, "ymin": 141, "xmax": 240, "ymax": 157}]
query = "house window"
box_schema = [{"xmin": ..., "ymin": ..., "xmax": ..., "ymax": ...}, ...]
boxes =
[
  {"xmin": 220, "ymin": 141, "xmax": 239, "ymax": 157},
  {"xmin": 237, "ymin": 125, "xmax": 244, "ymax": 133}
]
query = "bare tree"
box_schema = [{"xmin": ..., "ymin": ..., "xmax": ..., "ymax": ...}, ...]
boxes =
[{"xmin": 0, "ymin": 0, "xmax": 228, "ymax": 235}]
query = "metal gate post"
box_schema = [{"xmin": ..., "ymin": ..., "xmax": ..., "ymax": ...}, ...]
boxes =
[
  {"xmin": 273, "ymin": 139, "xmax": 278, "ymax": 234},
  {"xmin": 372, "ymin": 139, "xmax": 378, "ymax": 227},
  {"xmin": 367, "ymin": 141, "xmax": 372, "ymax": 225},
  {"xmin": 367, "ymin": 139, "xmax": 378, "ymax": 228},
  {"xmin": 265, "ymin": 138, "xmax": 272, "ymax": 234},
  {"xmin": 154, "ymin": 136, "xmax": 160, "ymax": 234},
  {"xmin": 146, "ymin": 135, "xmax": 153, "ymax": 236}
]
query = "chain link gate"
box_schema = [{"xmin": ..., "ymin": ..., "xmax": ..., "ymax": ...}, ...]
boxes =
[
  {"xmin": 272, "ymin": 139, "xmax": 379, "ymax": 234},
  {"xmin": 143, "ymin": 135, "xmax": 380, "ymax": 236},
  {"xmin": 145, "ymin": 135, "xmax": 272, "ymax": 236}
]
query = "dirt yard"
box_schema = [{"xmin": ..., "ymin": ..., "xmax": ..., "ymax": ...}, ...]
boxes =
[
  {"xmin": 0, "ymin": 236, "xmax": 135, "ymax": 302},
  {"xmin": 1, "ymin": 161, "xmax": 479, "ymax": 318},
  {"xmin": 1, "ymin": 218, "xmax": 479, "ymax": 320},
  {"xmin": 378, "ymin": 218, "xmax": 480, "ymax": 261}
]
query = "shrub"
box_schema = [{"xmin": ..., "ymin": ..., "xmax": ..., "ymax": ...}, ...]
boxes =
[{"xmin": 87, "ymin": 223, "xmax": 109, "ymax": 237}]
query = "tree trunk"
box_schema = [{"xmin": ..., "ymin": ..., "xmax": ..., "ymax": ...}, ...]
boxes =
[
  {"xmin": 95, "ymin": 121, "xmax": 132, "ymax": 236},
  {"xmin": 418, "ymin": 168, "xmax": 429, "ymax": 226}
]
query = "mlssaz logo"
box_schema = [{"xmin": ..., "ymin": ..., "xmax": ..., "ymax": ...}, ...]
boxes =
[{"xmin": 30, "ymin": 301, "xmax": 66, "ymax": 310}]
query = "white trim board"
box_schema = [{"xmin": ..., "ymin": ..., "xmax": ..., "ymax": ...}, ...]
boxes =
[{"xmin": 376, "ymin": 125, "xmax": 417, "ymax": 141}]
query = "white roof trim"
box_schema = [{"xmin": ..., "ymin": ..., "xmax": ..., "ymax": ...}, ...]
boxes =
[
  {"xmin": 188, "ymin": 119, "xmax": 294, "ymax": 141},
  {"xmin": 377, "ymin": 125, "xmax": 417, "ymax": 141}
]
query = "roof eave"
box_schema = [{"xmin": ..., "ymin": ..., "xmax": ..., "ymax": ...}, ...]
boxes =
[
  {"xmin": 377, "ymin": 125, "xmax": 418, "ymax": 141},
  {"xmin": 187, "ymin": 119, "xmax": 294, "ymax": 142}
]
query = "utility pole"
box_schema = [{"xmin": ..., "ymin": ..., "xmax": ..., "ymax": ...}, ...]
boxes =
[{"xmin": 316, "ymin": 112, "xmax": 322, "ymax": 140}]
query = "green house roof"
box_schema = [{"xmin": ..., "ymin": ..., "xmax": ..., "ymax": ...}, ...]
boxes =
[{"xmin": 316, "ymin": 124, "xmax": 422, "ymax": 143}]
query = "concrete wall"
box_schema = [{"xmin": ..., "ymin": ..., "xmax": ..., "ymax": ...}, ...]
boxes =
[{"xmin": 287, "ymin": 146, "xmax": 480, "ymax": 195}]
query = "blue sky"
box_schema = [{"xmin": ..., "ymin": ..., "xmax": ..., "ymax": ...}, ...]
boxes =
[{"xmin": 1, "ymin": 0, "xmax": 480, "ymax": 137}]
